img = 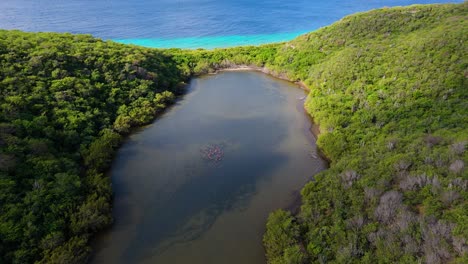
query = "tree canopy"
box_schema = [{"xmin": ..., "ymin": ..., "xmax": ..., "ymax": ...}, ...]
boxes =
[
  {"xmin": 0, "ymin": 2, "xmax": 466, "ymax": 263},
  {"xmin": 0, "ymin": 31, "xmax": 183, "ymax": 263}
]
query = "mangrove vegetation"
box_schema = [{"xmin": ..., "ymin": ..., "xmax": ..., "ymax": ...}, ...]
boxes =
[{"xmin": 0, "ymin": 2, "xmax": 466, "ymax": 263}]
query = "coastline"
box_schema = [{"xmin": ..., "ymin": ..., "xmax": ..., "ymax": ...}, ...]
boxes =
[
  {"xmin": 208, "ymin": 67, "xmax": 329, "ymax": 216},
  {"xmin": 113, "ymin": 31, "xmax": 309, "ymax": 50},
  {"xmin": 91, "ymin": 69, "xmax": 329, "ymax": 264},
  {"xmin": 3, "ymin": 3, "xmax": 465, "ymax": 262},
  {"xmin": 210, "ymin": 65, "xmax": 323, "ymax": 140},
  {"xmin": 215, "ymin": 65, "xmax": 311, "ymax": 91}
]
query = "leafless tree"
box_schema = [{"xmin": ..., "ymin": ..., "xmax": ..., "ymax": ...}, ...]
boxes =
[
  {"xmin": 422, "ymin": 219, "xmax": 454, "ymax": 264},
  {"xmin": 440, "ymin": 190, "xmax": 460, "ymax": 206},
  {"xmin": 449, "ymin": 178, "xmax": 468, "ymax": 191},
  {"xmin": 364, "ymin": 187, "xmax": 382, "ymax": 203},
  {"xmin": 387, "ymin": 140, "xmax": 397, "ymax": 150},
  {"xmin": 395, "ymin": 209, "xmax": 417, "ymax": 231},
  {"xmin": 449, "ymin": 160, "xmax": 464, "ymax": 174},
  {"xmin": 374, "ymin": 191, "xmax": 403, "ymax": 223},
  {"xmin": 450, "ymin": 141, "xmax": 466, "ymax": 155},
  {"xmin": 394, "ymin": 159, "xmax": 412, "ymax": 172},
  {"xmin": 452, "ymin": 236, "xmax": 468, "ymax": 256},
  {"xmin": 399, "ymin": 174, "xmax": 439, "ymax": 191},
  {"xmin": 435, "ymin": 157, "xmax": 446, "ymax": 168},
  {"xmin": 402, "ymin": 234, "xmax": 420, "ymax": 255},
  {"xmin": 367, "ymin": 229, "xmax": 385, "ymax": 246},
  {"xmin": 431, "ymin": 176, "xmax": 441, "ymax": 194},
  {"xmin": 341, "ymin": 170, "xmax": 360, "ymax": 189},
  {"xmin": 424, "ymin": 135, "xmax": 442, "ymax": 147},
  {"xmin": 346, "ymin": 215, "xmax": 365, "ymax": 230}
]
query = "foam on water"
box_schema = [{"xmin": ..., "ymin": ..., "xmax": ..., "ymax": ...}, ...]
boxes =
[{"xmin": 113, "ymin": 31, "xmax": 309, "ymax": 49}]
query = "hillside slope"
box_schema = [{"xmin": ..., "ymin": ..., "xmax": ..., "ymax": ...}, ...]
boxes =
[
  {"xmin": 0, "ymin": 32, "xmax": 185, "ymax": 263},
  {"xmin": 261, "ymin": 3, "xmax": 468, "ymax": 264},
  {"xmin": 0, "ymin": 3, "xmax": 466, "ymax": 264},
  {"xmin": 170, "ymin": 2, "xmax": 468, "ymax": 263}
]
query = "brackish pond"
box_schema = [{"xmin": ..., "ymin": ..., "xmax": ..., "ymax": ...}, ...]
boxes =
[{"xmin": 92, "ymin": 71, "xmax": 327, "ymax": 264}]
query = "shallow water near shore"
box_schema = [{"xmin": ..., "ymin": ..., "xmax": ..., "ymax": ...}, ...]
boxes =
[
  {"xmin": 0, "ymin": 0, "xmax": 461, "ymax": 49},
  {"xmin": 91, "ymin": 71, "xmax": 327, "ymax": 264},
  {"xmin": 114, "ymin": 31, "xmax": 309, "ymax": 49}
]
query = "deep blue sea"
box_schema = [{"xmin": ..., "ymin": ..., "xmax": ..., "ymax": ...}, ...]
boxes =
[{"xmin": 0, "ymin": 0, "xmax": 461, "ymax": 49}]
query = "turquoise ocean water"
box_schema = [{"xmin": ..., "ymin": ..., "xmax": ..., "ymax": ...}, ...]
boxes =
[
  {"xmin": 115, "ymin": 31, "xmax": 309, "ymax": 49},
  {"xmin": 0, "ymin": 1, "xmax": 462, "ymax": 49}
]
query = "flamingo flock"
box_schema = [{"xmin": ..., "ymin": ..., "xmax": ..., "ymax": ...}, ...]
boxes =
[{"xmin": 200, "ymin": 144, "xmax": 224, "ymax": 162}]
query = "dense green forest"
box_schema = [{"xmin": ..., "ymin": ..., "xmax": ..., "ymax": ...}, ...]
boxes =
[
  {"xmin": 0, "ymin": 32, "xmax": 185, "ymax": 263},
  {"xmin": 1, "ymin": 2, "xmax": 467, "ymax": 263},
  {"xmin": 258, "ymin": 4, "xmax": 467, "ymax": 264}
]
